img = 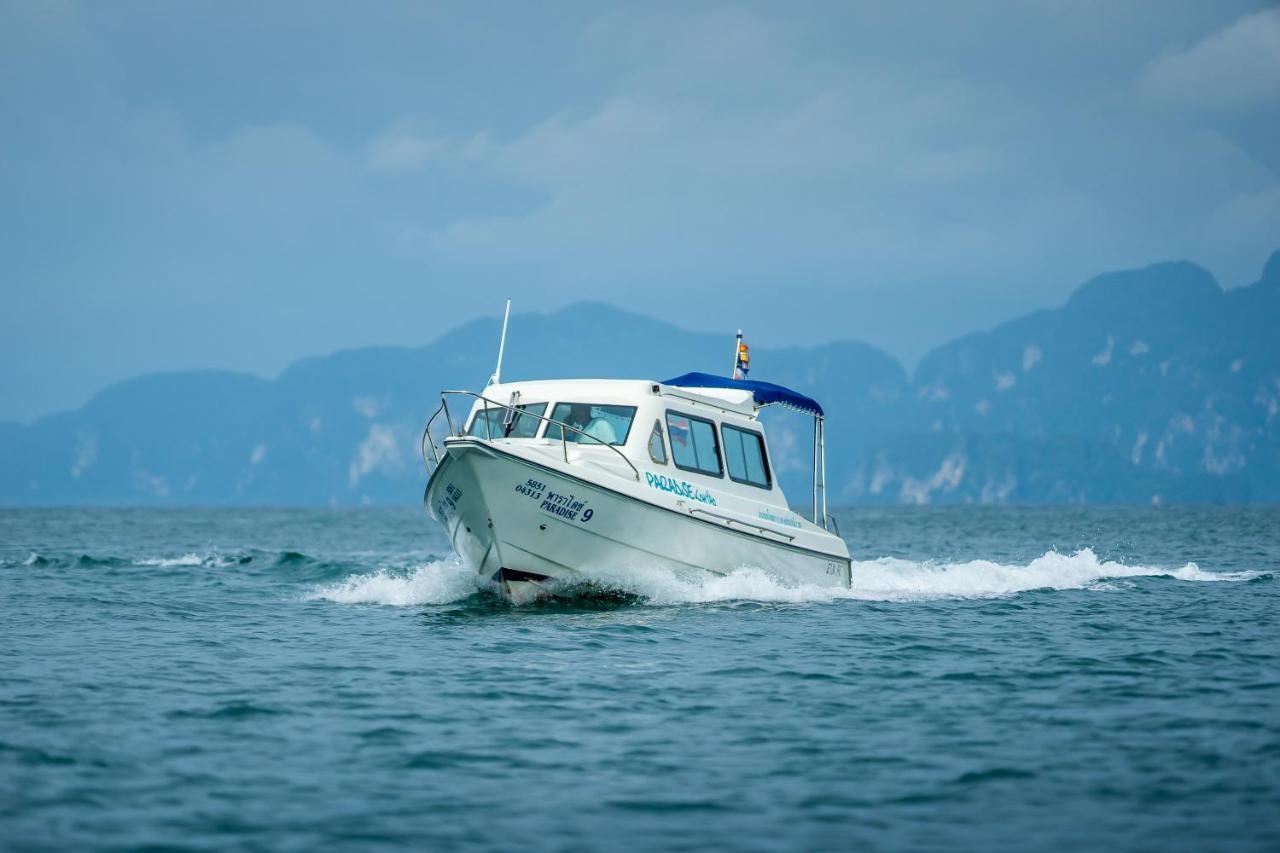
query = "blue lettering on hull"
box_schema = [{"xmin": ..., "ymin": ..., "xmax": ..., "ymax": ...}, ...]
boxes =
[{"xmin": 644, "ymin": 472, "xmax": 716, "ymax": 506}]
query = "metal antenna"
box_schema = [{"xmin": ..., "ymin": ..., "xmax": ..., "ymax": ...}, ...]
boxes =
[
  {"xmin": 731, "ymin": 330, "xmax": 743, "ymax": 379},
  {"xmin": 489, "ymin": 299, "xmax": 512, "ymax": 386}
]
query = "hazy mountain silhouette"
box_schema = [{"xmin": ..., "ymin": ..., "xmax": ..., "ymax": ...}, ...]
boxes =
[{"xmin": 3, "ymin": 250, "xmax": 1277, "ymax": 505}]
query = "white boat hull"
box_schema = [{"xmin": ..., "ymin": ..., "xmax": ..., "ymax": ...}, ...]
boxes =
[{"xmin": 426, "ymin": 438, "xmax": 851, "ymax": 601}]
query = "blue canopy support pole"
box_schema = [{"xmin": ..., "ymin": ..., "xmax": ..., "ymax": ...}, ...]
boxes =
[{"xmin": 811, "ymin": 416, "xmax": 820, "ymax": 524}]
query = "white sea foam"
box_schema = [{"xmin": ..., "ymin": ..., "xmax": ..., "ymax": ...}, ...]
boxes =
[
  {"xmin": 303, "ymin": 548, "xmax": 1263, "ymax": 607},
  {"xmin": 839, "ymin": 548, "xmax": 1260, "ymax": 603},
  {"xmin": 581, "ymin": 548, "xmax": 1263, "ymax": 605},
  {"xmin": 135, "ymin": 553, "xmax": 208, "ymax": 567},
  {"xmin": 303, "ymin": 559, "xmax": 477, "ymax": 606}
]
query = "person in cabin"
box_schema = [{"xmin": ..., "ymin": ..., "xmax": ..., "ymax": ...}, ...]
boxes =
[{"xmin": 565, "ymin": 404, "xmax": 618, "ymax": 445}]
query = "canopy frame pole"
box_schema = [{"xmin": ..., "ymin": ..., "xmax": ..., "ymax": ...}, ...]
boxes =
[
  {"xmin": 811, "ymin": 416, "xmax": 820, "ymax": 524},
  {"xmin": 819, "ymin": 416, "xmax": 828, "ymax": 530}
]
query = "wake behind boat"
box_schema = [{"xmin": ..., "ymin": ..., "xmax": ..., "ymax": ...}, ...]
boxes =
[{"xmin": 420, "ymin": 312, "xmax": 850, "ymax": 602}]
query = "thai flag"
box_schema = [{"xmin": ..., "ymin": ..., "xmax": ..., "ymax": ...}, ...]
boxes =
[{"xmin": 669, "ymin": 417, "xmax": 690, "ymax": 447}]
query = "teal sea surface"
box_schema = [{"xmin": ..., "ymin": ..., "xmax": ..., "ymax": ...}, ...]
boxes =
[{"xmin": 2, "ymin": 506, "xmax": 1278, "ymax": 851}]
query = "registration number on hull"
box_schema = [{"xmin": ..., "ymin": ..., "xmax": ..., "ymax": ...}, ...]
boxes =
[{"xmin": 514, "ymin": 479, "xmax": 595, "ymax": 523}]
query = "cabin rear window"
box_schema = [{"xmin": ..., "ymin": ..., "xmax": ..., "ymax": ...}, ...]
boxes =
[
  {"xmin": 546, "ymin": 403, "xmax": 636, "ymax": 446},
  {"xmin": 722, "ymin": 424, "xmax": 771, "ymax": 488},
  {"xmin": 666, "ymin": 412, "xmax": 722, "ymax": 476},
  {"xmin": 468, "ymin": 403, "xmax": 547, "ymax": 439}
]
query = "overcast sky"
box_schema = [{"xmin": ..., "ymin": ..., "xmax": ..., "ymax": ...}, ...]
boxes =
[{"xmin": 3, "ymin": 1, "xmax": 1278, "ymax": 421}]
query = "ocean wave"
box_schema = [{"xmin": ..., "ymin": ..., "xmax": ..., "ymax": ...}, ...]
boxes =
[
  {"xmin": 74, "ymin": 554, "xmax": 127, "ymax": 567},
  {"xmin": 134, "ymin": 553, "xmax": 252, "ymax": 568},
  {"xmin": 8, "ymin": 551, "xmax": 255, "ymax": 569},
  {"xmin": 303, "ymin": 559, "xmax": 477, "ymax": 606},
  {"xmin": 302, "ymin": 548, "xmax": 1264, "ymax": 608}
]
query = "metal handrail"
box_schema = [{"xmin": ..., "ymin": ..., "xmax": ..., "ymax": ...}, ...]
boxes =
[
  {"xmin": 421, "ymin": 390, "xmax": 640, "ymax": 481},
  {"xmin": 687, "ymin": 507, "xmax": 797, "ymax": 542},
  {"xmin": 421, "ymin": 399, "xmax": 446, "ymax": 467}
]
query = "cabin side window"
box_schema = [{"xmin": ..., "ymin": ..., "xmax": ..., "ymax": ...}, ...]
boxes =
[
  {"xmin": 665, "ymin": 411, "xmax": 722, "ymax": 477},
  {"xmin": 648, "ymin": 420, "xmax": 668, "ymax": 464},
  {"xmin": 546, "ymin": 403, "xmax": 637, "ymax": 446},
  {"xmin": 508, "ymin": 403, "xmax": 547, "ymax": 438},
  {"xmin": 722, "ymin": 424, "xmax": 771, "ymax": 488},
  {"xmin": 468, "ymin": 403, "xmax": 547, "ymax": 439}
]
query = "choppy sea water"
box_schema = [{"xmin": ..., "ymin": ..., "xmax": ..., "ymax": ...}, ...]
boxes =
[{"xmin": 2, "ymin": 505, "xmax": 1278, "ymax": 851}]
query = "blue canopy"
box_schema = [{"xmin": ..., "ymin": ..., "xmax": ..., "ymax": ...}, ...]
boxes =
[{"xmin": 662, "ymin": 372, "xmax": 824, "ymax": 417}]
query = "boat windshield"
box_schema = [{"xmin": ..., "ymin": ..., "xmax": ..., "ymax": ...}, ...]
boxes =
[
  {"xmin": 546, "ymin": 403, "xmax": 636, "ymax": 446},
  {"xmin": 468, "ymin": 403, "xmax": 547, "ymax": 439}
]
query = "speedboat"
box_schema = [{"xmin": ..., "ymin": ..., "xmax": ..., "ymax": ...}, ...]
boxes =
[{"xmin": 420, "ymin": 317, "xmax": 850, "ymax": 603}]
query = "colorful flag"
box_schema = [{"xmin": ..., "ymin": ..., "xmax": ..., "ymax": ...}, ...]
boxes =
[
  {"xmin": 668, "ymin": 417, "xmax": 690, "ymax": 447},
  {"xmin": 734, "ymin": 338, "xmax": 750, "ymax": 380}
]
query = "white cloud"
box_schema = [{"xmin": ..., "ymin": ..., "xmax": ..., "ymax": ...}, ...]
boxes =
[
  {"xmin": 364, "ymin": 130, "xmax": 449, "ymax": 174},
  {"xmin": 408, "ymin": 13, "xmax": 1026, "ymax": 286},
  {"xmin": 1140, "ymin": 8, "xmax": 1280, "ymax": 111},
  {"xmin": 1202, "ymin": 184, "xmax": 1280, "ymax": 259},
  {"xmin": 394, "ymin": 5, "xmax": 1278, "ymax": 331}
]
